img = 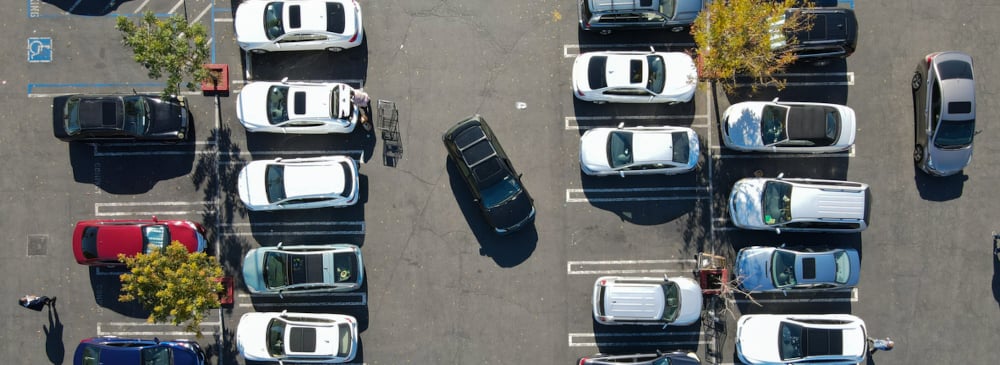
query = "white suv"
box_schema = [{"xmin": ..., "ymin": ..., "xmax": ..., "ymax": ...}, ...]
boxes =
[
  {"xmin": 729, "ymin": 174, "xmax": 871, "ymax": 233},
  {"xmin": 592, "ymin": 275, "xmax": 702, "ymax": 326}
]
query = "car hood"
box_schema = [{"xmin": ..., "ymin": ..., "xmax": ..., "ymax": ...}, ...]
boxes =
[
  {"xmin": 242, "ymin": 249, "xmax": 266, "ymax": 293},
  {"xmin": 927, "ymin": 143, "xmax": 973, "ymax": 176},
  {"xmin": 723, "ymin": 102, "xmax": 766, "ymax": 148},
  {"xmin": 729, "ymin": 179, "xmax": 766, "ymax": 228},
  {"xmin": 580, "ymin": 128, "xmax": 612, "ymax": 173},
  {"xmin": 238, "ymin": 162, "xmax": 267, "ymax": 208},
  {"xmin": 737, "ymin": 316, "xmax": 782, "ymax": 363},
  {"xmin": 236, "ymin": 82, "xmax": 272, "ymax": 129},
  {"xmin": 673, "ymin": 277, "xmax": 704, "ymax": 325},
  {"xmin": 735, "ymin": 247, "xmax": 776, "ymax": 291},
  {"xmin": 673, "ymin": 0, "xmax": 705, "ymax": 22},
  {"xmin": 485, "ymin": 189, "xmax": 535, "ymax": 233},
  {"xmin": 660, "ymin": 53, "xmax": 698, "ymax": 97},
  {"xmin": 235, "ymin": 1, "xmax": 268, "ymax": 44},
  {"xmin": 236, "ymin": 313, "xmax": 273, "ymax": 360},
  {"xmin": 145, "ymin": 98, "xmax": 188, "ymax": 135}
]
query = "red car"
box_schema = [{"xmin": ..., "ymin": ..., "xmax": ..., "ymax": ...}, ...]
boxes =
[{"xmin": 73, "ymin": 217, "xmax": 208, "ymax": 266}]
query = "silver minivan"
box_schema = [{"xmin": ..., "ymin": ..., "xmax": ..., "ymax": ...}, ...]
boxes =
[
  {"xmin": 729, "ymin": 174, "xmax": 871, "ymax": 233},
  {"xmin": 912, "ymin": 51, "xmax": 977, "ymax": 176}
]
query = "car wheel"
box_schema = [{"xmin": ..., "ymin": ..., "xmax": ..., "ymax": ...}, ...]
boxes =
[
  {"xmin": 249, "ymin": 49, "xmax": 267, "ymax": 54},
  {"xmin": 913, "ymin": 145, "xmax": 924, "ymax": 163},
  {"xmin": 327, "ymin": 47, "xmax": 344, "ymax": 52},
  {"xmin": 911, "ymin": 72, "xmax": 922, "ymax": 90}
]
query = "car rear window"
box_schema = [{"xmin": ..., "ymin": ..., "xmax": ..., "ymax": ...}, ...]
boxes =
[
  {"xmin": 327, "ymin": 2, "xmax": 346, "ymax": 33},
  {"xmin": 671, "ymin": 131, "xmax": 690, "ymax": 164},
  {"xmin": 937, "ymin": 60, "xmax": 973, "ymax": 80},
  {"xmin": 288, "ymin": 5, "xmax": 302, "ymax": 29},
  {"xmin": 948, "ymin": 101, "xmax": 972, "ymax": 114},
  {"xmin": 264, "ymin": 2, "xmax": 285, "ymax": 40},
  {"xmin": 81, "ymin": 227, "xmax": 99, "ymax": 259},
  {"xmin": 334, "ymin": 251, "xmax": 357, "ymax": 283},
  {"xmin": 588, "ymin": 56, "xmax": 608, "ymax": 89},
  {"xmin": 339, "ymin": 161, "xmax": 354, "ymax": 197},
  {"xmin": 337, "ymin": 323, "xmax": 353, "ymax": 357}
]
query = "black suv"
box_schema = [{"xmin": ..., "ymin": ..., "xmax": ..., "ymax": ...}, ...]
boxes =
[
  {"xmin": 55, "ymin": 94, "xmax": 190, "ymax": 142},
  {"xmin": 443, "ymin": 115, "xmax": 535, "ymax": 234},
  {"xmin": 776, "ymin": 7, "xmax": 858, "ymax": 64}
]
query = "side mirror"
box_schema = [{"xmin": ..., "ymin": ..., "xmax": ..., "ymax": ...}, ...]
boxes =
[
  {"xmin": 772, "ymin": 97, "xmax": 779, "ymax": 103},
  {"xmin": 782, "ymin": 289, "xmax": 788, "ymax": 296},
  {"xmin": 617, "ymin": 122, "xmax": 625, "ymax": 129},
  {"xmin": 280, "ymin": 309, "xmax": 288, "ymax": 317},
  {"xmin": 780, "ymin": 243, "xmax": 786, "ymax": 248},
  {"xmin": 132, "ymin": 88, "xmax": 139, "ymax": 95},
  {"xmin": 777, "ymin": 172, "xmax": 784, "ymax": 179},
  {"xmin": 775, "ymin": 227, "xmax": 782, "ymax": 235},
  {"xmin": 277, "ymin": 241, "xmax": 284, "ymax": 248},
  {"xmin": 151, "ymin": 215, "xmax": 158, "ymax": 222},
  {"xmin": 619, "ymin": 171, "xmax": 626, "ymax": 178},
  {"xmin": 153, "ymin": 337, "xmax": 160, "ymax": 344},
  {"xmin": 649, "ymin": 46, "xmax": 656, "ymax": 53},
  {"xmin": 281, "ymin": 77, "xmax": 289, "ymax": 83},
  {"xmin": 275, "ymin": 157, "xmax": 283, "ymax": 162}
]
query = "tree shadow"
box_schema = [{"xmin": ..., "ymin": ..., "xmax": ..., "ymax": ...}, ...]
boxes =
[
  {"xmin": 444, "ymin": 159, "xmax": 536, "ymax": 267},
  {"xmin": 41, "ymin": 0, "xmax": 131, "ymax": 16},
  {"xmin": 245, "ymin": 37, "xmax": 369, "ymax": 84},
  {"xmin": 721, "ymin": 60, "xmax": 850, "ymax": 106},
  {"xmin": 913, "ymin": 165, "xmax": 966, "ymax": 201},
  {"xmin": 590, "ymin": 318, "xmax": 701, "ymax": 356},
  {"xmin": 203, "ymin": 328, "xmax": 236, "ymax": 365},
  {"xmin": 44, "ymin": 303, "xmax": 64, "ymax": 365},
  {"xmin": 88, "ymin": 266, "xmax": 150, "ymax": 318},
  {"xmin": 580, "ymin": 169, "xmax": 704, "ymax": 226}
]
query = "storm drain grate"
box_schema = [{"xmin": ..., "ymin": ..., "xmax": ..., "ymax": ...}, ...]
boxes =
[{"xmin": 28, "ymin": 234, "xmax": 48, "ymax": 256}]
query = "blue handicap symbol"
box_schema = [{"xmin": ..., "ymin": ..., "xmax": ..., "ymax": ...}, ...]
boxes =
[{"xmin": 28, "ymin": 37, "xmax": 53, "ymax": 63}]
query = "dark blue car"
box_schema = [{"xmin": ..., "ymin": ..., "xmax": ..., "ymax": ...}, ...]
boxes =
[{"xmin": 74, "ymin": 337, "xmax": 205, "ymax": 365}]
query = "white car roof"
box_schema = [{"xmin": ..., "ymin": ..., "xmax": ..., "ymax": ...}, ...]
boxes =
[
  {"xmin": 631, "ymin": 131, "xmax": 677, "ymax": 164},
  {"xmin": 283, "ymin": 162, "xmax": 346, "ymax": 198},
  {"xmin": 789, "ymin": 182, "xmax": 867, "ymax": 221},
  {"xmin": 236, "ymin": 1, "xmax": 356, "ymax": 43}
]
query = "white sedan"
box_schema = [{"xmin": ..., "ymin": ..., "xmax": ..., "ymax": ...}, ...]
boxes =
[
  {"xmin": 237, "ymin": 80, "xmax": 358, "ymax": 134},
  {"xmin": 236, "ymin": 311, "xmax": 358, "ymax": 363},
  {"xmin": 238, "ymin": 156, "xmax": 359, "ymax": 211},
  {"xmin": 721, "ymin": 98, "xmax": 856, "ymax": 153},
  {"xmin": 235, "ymin": 0, "xmax": 363, "ymax": 53},
  {"xmin": 737, "ymin": 314, "xmax": 867, "ymax": 364},
  {"xmin": 580, "ymin": 123, "xmax": 700, "ymax": 176},
  {"xmin": 572, "ymin": 49, "xmax": 697, "ymax": 104}
]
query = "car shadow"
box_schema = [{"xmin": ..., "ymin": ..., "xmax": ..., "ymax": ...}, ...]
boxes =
[
  {"xmin": 41, "ymin": 0, "xmax": 131, "ymax": 15},
  {"xmin": 992, "ymin": 235, "xmax": 1000, "ymax": 309},
  {"xmin": 204, "ymin": 327, "xmax": 238, "ymax": 365},
  {"xmin": 570, "ymin": 98, "xmax": 698, "ymax": 136},
  {"xmin": 721, "ymin": 60, "xmax": 850, "ymax": 105},
  {"xmin": 913, "ymin": 165, "xmax": 966, "ymax": 201},
  {"xmin": 444, "ymin": 159, "xmax": 537, "ymax": 268},
  {"xmin": 244, "ymin": 37, "xmax": 369, "ymax": 85},
  {"xmin": 579, "ymin": 170, "xmax": 702, "ymax": 226},
  {"xmin": 576, "ymin": 23, "xmax": 696, "ymax": 51},
  {"xmin": 244, "ymin": 196, "xmax": 368, "ymax": 248},
  {"xmin": 88, "ymin": 266, "xmax": 150, "ymax": 319},
  {"xmin": 590, "ymin": 319, "xmax": 701, "ymax": 356}
]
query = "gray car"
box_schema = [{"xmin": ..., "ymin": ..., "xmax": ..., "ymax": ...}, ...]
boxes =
[
  {"xmin": 734, "ymin": 246, "xmax": 860, "ymax": 293},
  {"xmin": 912, "ymin": 51, "xmax": 977, "ymax": 176},
  {"xmin": 579, "ymin": 0, "xmax": 704, "ymax": 34}
]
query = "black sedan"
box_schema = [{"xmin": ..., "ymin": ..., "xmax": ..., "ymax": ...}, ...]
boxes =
[
  {"xmin": 54, "ymin": 94, "xmax": 190, "ymax": 142},
  {"xmin": 443, "ymin": 115, "xmax": 535, "ymax": 234}
]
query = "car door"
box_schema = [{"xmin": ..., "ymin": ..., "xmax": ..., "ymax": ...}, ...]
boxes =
[
  {"xmin": 274, "ymin": 32, "xmax": 328, "ymax": 51},
  {"xmin": 281, "ymin": 120, "xmax": 329, "ymax": 134}
]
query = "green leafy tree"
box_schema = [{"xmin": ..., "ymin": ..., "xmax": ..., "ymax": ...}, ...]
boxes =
[
  {"xmin": 691, "ymin": 0, "xmax": 813, "ymax": 93},
  {"xmin": 118, "ymin": 241, "xmax": 223, "ymax": 337},
  {"xmin": 116, "ymin": 11, "xmax": 210, "ymax": 99}
]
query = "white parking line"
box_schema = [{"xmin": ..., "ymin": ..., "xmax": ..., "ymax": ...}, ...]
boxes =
[
  {"xmin": 135, "ymin": 0, "xmax": 153, "ymax": 13},
  {"xmin": 190, "ymin": 4, "xmax": 213, "ymax": 26},
  {"xmin": 733, "ymin": 288, "xmax": 859, "ymax": 303},
  {"xmin": 566, "ymin": 115, "xmax": 709, "ymax": 131},
  {"xmin": 711, "ymin": 145, "xmax": 856, "ymax": 159},
  {"xmin": 27, "ymin": 90, "xmax": 202, "ymax": 98},
  {"xmin": 563, "ymin": 43, "xmax": 696, "ymax": 58},
  {"xmin": 218, "ymin": 221, "xmax": 366, "ymax": 236},
  {"xmin": 218, "ymin": 150, "xmax": 365, "ymax": 163},
  {"xmin": 566, "ymin": 187, "xmax": 709, "ymax": 203},
  {"xmin": 98, "ymin": 321, "xmax": 220, "ymax": 337},
  {"xmin": 236, "ymin": 293, "xmax": 367, "ymax": 308},
  {"xmin": 95, "ymin": 201, "xmax": 216, "ymax": 217},
  {"xmin": 567, "ymin": 259, "xmax": 697, "ymax": 275},
  {"xmin": 568, "ymin": 332, "xmax": 706, "ymax": 347},
  {"xmin": 214, "ymin": 18, "xmax": 233, "ymax": 22}
]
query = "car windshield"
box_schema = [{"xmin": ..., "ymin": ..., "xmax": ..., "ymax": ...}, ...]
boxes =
[
  {"xmin": 779, "ymin": 321, "xmax": 804, "ymax": 360},
  {"xmin": 761, "ymin": 105, "xmax": 789, "ymax": 145},
  {"xmin": 140, "ymin": 346, "xmax": 171, "ymax": 365},
  {"xmin": 267, "ymin": 318, "xmax": 287, "ymax": 357},
  {"xmin": 481, "ymin": 175, "xmax": 522, "ymax": 209},
  {"xmin": 762, "ymin": 181, "xmax": 792, "ymax": 225},
  {"xmin": 933, "ymin": 119, "xmax": 975, "ymax": 148},
  {"xmin": 263, "ymin": 252, "xmax": 289, "ymax": 288},
  {"xmin": 142, "ymin": 225, "xmax": 170, "ymax": 254},
  {"xmin": 265, "ymin": 164, "xmax": 287, "ymax": 203},
  {"xmin": 264, "ymin": 2, "xmax": 285, "ymax": 40},
  {"xmin": 607, "ymin": 131, "xmax": 633, "ymax": 168},
  {"xmin": 65, "ymin": 98, "xmax": 82, "ymax": 135},
  {"xmin": 834, "ymin": 251, "xmax": 851, "ymax": 284},
  {"xmin": 661, "ymin": 0, "xmax": 677, "ymax": 19},
  {"xmin": 122, "ymin": 96, "xmax": 149, "ymax": 135},
  {"xmin": 771, "ymin": 250, "xmax": 797, "ymax": 288},
  {"xmin": 937, "ymin": 60, "xmax": 973, "ymax": 80},
  {"xmin": 661, "ymin": 281, "xmax": 681, "ymax": 322},
  {"xmin": 337, "ymin": 323, "xmax": 353, "ymax": 357},
  {"xmin": 646, "ymin": 55, "xmax": 667, "ymax": 94},
  {"xmin": 267, "ymin": 86, "xmax": 290, "ymax": 124}
]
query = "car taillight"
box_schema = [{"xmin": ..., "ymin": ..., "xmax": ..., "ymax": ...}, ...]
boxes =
[
  {"xmin": 576, "ymin": 88, "xmax": 584, "ymax": 97},
  {"xmin": 578, "ymin": 358, "xmax": 588, "ymax": 365},
  {"xmin": 926, "ymin": 53, "xmax": 938, "ymax": 65},
  {"xmin": 598, "ymin": 279, "xmax": 606, "ymax": 286},
  {"xmin": 350, "ymin": 31, "xmax": 359, "ymax": 43}
]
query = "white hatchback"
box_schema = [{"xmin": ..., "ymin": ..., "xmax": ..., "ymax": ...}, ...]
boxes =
[
  {"xmin": 236, "ymin": 311, "xmax": 358, "ymax": 363},
  {"xmin": 237, "ymin": 156, "xmax": 359, "ymax": 211},
  {"xmin": 580, "ymin": 123, "xmax": 700, "ymax": 177},
  {"xmin": 235, "ymin": 0, "xmax": 363, "ymax": 53},
  {"xmin": 237, "ymin": 80, "xmax": 358, "ymax": 134},
  {"xmin": 572, "ymin": 49, "xmax": 697, "ymax": 104}
]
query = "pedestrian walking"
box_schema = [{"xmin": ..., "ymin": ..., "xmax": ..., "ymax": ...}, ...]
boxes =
[
  {"xmin": 868, "ymin": 337, "xmax": 894, "ymax": 353},
  {"xmin": 352, "ymin": 89, "xmax": 373, "ymax": 132},
  {"xmin": 19, "ymin": 295, "xmax": 53, "ymax": 311}
]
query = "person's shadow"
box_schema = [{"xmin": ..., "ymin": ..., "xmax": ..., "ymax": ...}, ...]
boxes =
[{"xmin": 44, "ymin": 302, "xmax": 64, "ymax": 364}]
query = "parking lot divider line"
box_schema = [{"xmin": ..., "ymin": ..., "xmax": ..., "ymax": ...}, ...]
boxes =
[
  {"xmin": 569, "ymin": 269, "xmax": 697, "ymax": 275},
  {"xmin": 222, "ymin": 231, "xmax": 365, "ymax": 236},
  {"xmin": 568, "ymin": 259, "xmax": 697, "ymax": 265},
  {"xmin": 240, "ymin": 292, "xmax": 366, "ymax": 299},
  {"xmin": 135, "ymin": 0, "xmax": 153, "ymax": 13},
  {"xmin": 169, "ymin": 0, "xmax": 184, "ymax": 15},
  {"xmin": 190, "ymin": 3, "xmax": 213, "ymax": 26},
  {"xmin": 223, "ymin": 221, "xmax": 365, "ymax": 227},
  {"xmin": 569, "ymin": 331, "xmax": 703, "ymax": 338},
  {"xmin": 566, "ymin": 115, "xmax": 709, "ymax": 130}
]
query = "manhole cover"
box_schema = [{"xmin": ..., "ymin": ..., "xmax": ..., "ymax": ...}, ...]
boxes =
[{"xmin": 28, "ymin": 234, "xmax": 47, "ymax": 256}]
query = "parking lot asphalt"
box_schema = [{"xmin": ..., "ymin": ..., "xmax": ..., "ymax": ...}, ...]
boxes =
[{"xmin": 4, "ymin": 0, "xmax": 1000, "ymax": 364}]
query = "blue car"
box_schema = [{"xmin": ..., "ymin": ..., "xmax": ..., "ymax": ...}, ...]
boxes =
[
  {"xmin": 74, "ymin": 337, "xmax": 205, "ymax": 365},
  {"xmin": 734, "ymin": 246, "xmax": 861, "ymax": 292}
]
